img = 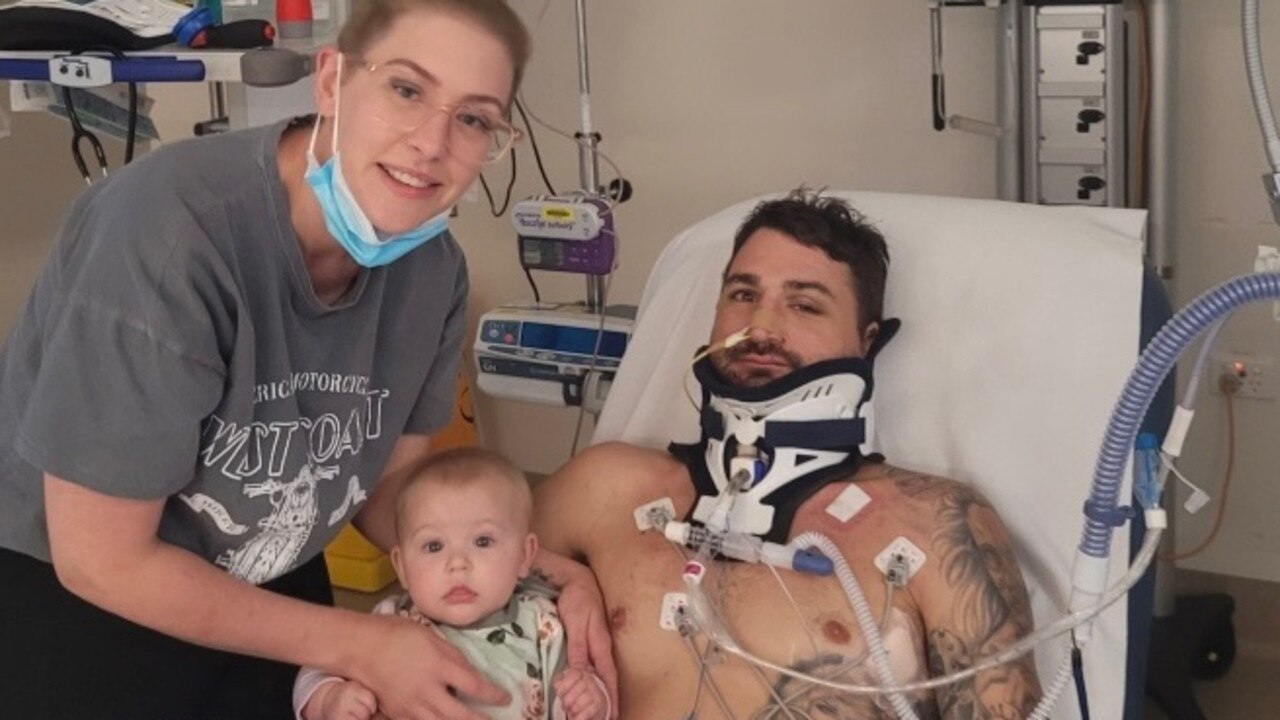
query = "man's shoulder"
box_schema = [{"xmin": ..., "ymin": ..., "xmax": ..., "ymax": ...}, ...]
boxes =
[
  {"xmin": 828, "ymin": 465, "xmax": 1021, "ymax": 579},
  {"xmin": 534, "ymin": 441, "xmax": 694, "ymax": 555},
  {"xmin": 797, "ymin": 463, "xmax": 1000, "ymax": 541},
  {"xmin": 874, "ymin": 464, "xmax": 991, "ymax": 505},
  {"xmin": 561, "ymin": 441, "xmax": 686, "ymax": 484},
  {"xmin": 808, "ymin": 463, "xmax": 985, "ymax": 509},
  {"xmin": 539, "ymin": 441, "xmax": 692, "ymax": 515}
]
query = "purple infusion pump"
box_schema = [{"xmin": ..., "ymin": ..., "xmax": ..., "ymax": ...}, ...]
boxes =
[{"xmin": 512, "ymin": 194, "xmax": 614, "ymax": 275}]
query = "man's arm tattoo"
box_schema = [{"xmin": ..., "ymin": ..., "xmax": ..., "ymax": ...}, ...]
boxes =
[{"xmin": 893, "ymin": 472, "xmax": 1041, "ymax": 719}]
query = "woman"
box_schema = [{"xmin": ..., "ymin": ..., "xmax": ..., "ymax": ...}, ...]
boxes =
[{"xmin": 0, "ymin": 1, "xmax": 614, "ymax": 718}]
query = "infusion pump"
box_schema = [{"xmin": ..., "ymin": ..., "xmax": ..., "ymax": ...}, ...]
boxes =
[{"xmin": 475, "ymin": 304, "xmax": 636, "ymax": 409}]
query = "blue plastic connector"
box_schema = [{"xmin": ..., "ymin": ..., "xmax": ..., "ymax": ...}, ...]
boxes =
[
  {"xmin": 793, "ymin": 550, "xmax": 834, "ymax": 576},
  {"xmin": 1133, "ymin": 432, "xmax": 1163, "ymax": 510}
]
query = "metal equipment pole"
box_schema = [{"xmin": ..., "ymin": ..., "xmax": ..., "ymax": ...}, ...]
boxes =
[
  {"xmin": 1149, "ymin": 0, "xmax": 1178, "ymax": 620},
  {"xmin": 574, "ymin": 0, "xmax": 605, "ymax": 312},
  {"xmin": 1147, "ymin": 0, "xmax": 1175, "ymax": 280},
  {"xmin": 996, "ymin": 0, "xmax": 1023, "ymax": 201}
]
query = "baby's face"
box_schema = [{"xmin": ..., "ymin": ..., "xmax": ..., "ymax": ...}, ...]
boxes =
[{"xmin": 391, "ymin": 473, "xmax": 536, "ymax": 626}]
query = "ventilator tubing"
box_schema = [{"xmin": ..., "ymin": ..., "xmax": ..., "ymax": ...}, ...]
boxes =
[{"xmin": 1072, "ymin": 272, "xmax": 1280, "ymax": 617}]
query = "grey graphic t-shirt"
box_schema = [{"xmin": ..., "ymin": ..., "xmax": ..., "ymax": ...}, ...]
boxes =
[{"xmin": 0, "ymin": 119, "xmax": 467, "ymax": 584}]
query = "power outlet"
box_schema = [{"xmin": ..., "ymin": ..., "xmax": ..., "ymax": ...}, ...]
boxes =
[{"xmin": 1214, "ymin": 354, "xmax": 1277, "ymax": 400}]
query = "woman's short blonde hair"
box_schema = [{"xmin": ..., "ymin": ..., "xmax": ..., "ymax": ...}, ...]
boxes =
[{"xmin": 338, "ymin": 0, "xmax": 532, "ymax": 98}]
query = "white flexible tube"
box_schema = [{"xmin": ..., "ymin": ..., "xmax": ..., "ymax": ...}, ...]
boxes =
[
  {"xmin": 1025, "ymin": 652, "xmax": 1076, "ymax": 720},
  {"xmin": 1244, "ymin": 0, "xmax": 1280, "ymax": 170},
  {"xmin": 794, "ymin": 532, "xmax": 921, "ymax": 720},
  {"xmin": 1152, "ymin": 317, "xmax": 1226, "ymax": 487},
  {"xmin": 684, "ymin": 525, "xmax": 1163, "ymax": 697},
  {"xmin": 1181, "ymin": 318, "xmax": 1227, "ymax": 407}
]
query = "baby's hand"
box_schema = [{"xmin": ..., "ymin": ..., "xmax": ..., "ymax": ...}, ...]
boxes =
[
  {"xmin": 302, "ymin": 679, "xmax": 379, "ymax": 720},
  {"xmin": 554, "ymin": 665, "xmax": 609, "ymax": 720}
]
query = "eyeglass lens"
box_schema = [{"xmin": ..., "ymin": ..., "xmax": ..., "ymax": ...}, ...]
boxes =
[{"xmin": 368, "ymin": 66, "xmax": 513, "ymax": 162}]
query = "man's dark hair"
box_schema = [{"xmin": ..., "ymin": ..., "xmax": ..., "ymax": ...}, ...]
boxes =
[{"xmin": 730, "ymin": 188, "xmax": 890, "ymax": 331}]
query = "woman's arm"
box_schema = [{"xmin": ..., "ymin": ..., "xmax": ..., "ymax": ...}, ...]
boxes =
[
  {"xmin": 351, "ymin": 434, "xmax": 434, "ymax": 552},
  {"xmin": 44, "ymin": 472, "xmax": 506, "ymax": 720}
]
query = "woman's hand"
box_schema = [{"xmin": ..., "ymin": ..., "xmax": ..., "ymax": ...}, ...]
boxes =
[{"xmin": 350, "ymin": 614, "xmax": 508, "ymax": 720}]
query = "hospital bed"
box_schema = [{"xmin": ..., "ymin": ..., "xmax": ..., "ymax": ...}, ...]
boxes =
[{"xmin": 593, "ymin": 190, "xmax": 1172, "ymax": 719}]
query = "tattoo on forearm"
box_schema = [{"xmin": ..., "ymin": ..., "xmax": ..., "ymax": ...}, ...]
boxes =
[{"xmin": 928, "ymin": 628, "xmax": 1038, "ymax": 720}]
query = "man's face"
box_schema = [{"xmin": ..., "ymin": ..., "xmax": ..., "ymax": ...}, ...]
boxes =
[{"xmin": 709, "ymin": 228, "xmax": 872, "ymax": 387}]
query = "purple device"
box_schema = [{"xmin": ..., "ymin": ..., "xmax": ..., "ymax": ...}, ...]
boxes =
[{"xmin": 513, "ymin": 194, "xmax": 615, "ymax": 275}]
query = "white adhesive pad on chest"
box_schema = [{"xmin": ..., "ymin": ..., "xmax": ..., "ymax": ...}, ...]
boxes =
[
  {"xmin": 634, "ymin": 497, "xmax": 677, "ymax": 531},
  {"xmin": 825, "ymin": 483, "xmax": 872, "ymax": 523},
  {"xmin": 874, "ymin": 536, "xmax": 927, "ymax": 583},
  {"xmin": 659, "ymin": 592, "xmax": 689, "ymax": 631}
]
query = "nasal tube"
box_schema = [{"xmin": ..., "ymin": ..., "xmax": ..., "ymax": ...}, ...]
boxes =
[{"xmin": 663, "ymin": 520, "xmax": 834, "ymax": 576}]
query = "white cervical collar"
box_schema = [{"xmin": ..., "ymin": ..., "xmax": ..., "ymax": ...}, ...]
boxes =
[{"xmin": 685, "ymin": 355, "xmax": 879, "ymax": 539}]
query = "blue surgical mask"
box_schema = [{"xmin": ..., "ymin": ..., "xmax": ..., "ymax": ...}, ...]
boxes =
[{"xmin": 303, "ymin": 55, "xmax": 451, "ymax": 268}]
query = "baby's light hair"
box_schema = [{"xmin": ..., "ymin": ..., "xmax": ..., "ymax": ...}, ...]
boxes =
[{"xmin": 394, "ymin": 447, "xmax": 532, "ymax": 541}]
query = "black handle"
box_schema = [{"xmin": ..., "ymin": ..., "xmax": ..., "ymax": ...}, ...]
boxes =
[
  {"xmin": 1076, "ymin": 40, "xmax": 1104, "ymax": 65},
  {"xmin": 1077, "ymin": 175, "xmax": 1106, "ymax": 200},
  {"xmin": 932, "ymin": 73, "xmax": 946, "ymax": 131},
  {"xmin": 192, "ymin": 20, "xmax": 276, "ymax": 49},
  {"xmin": 1077, "ymin": 108, "xmax": 1105, "ymax": 132}
]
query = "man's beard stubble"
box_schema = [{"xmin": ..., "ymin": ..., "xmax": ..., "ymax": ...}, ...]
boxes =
[{"xmin": 709, "ymin": 339, "xmax": 805, "ymax": 388}]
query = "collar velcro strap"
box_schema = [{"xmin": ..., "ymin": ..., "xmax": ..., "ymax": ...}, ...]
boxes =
[{"xmin": 702, "ymin": 409, "xmax": 866, "ymax": 452}]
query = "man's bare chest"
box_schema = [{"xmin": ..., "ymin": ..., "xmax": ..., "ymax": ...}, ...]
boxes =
[{"xmin": 597, "ymin": 524, "xmax": 935, "ymax": 718}]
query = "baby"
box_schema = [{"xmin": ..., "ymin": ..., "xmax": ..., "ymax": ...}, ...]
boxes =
[{"xmin": 295, "ymin": 447, "xmax": 609, "ymax": 720}]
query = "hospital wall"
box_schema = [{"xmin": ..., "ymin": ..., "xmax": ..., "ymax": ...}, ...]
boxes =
[{"xmin": 0, "ymin": 1, "xmax": 1275, "ymax": 586}]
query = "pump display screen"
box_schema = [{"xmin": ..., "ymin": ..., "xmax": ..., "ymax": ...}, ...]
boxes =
[{"xmin": 519, "ymin": 322, "xmax": 628, "ymax": 358}]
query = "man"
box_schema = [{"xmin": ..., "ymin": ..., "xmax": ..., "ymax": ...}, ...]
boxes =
[{"xmin": 535, "ymin": 189, "xmax": 1042, "ymax": 718}]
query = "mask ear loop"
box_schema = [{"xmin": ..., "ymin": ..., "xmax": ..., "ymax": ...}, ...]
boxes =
[
  {"xmin": 683, "ymin": 326, "xmax": 752, "ymax": 412},
  {"xmin": 309, "ymin": 54, "xmax": 345, "ymax": 164}
]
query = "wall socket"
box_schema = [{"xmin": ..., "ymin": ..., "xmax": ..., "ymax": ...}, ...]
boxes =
[{"xmin": 1214, "ymin": 354, "xmax": 1277, "ymax": 400}]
